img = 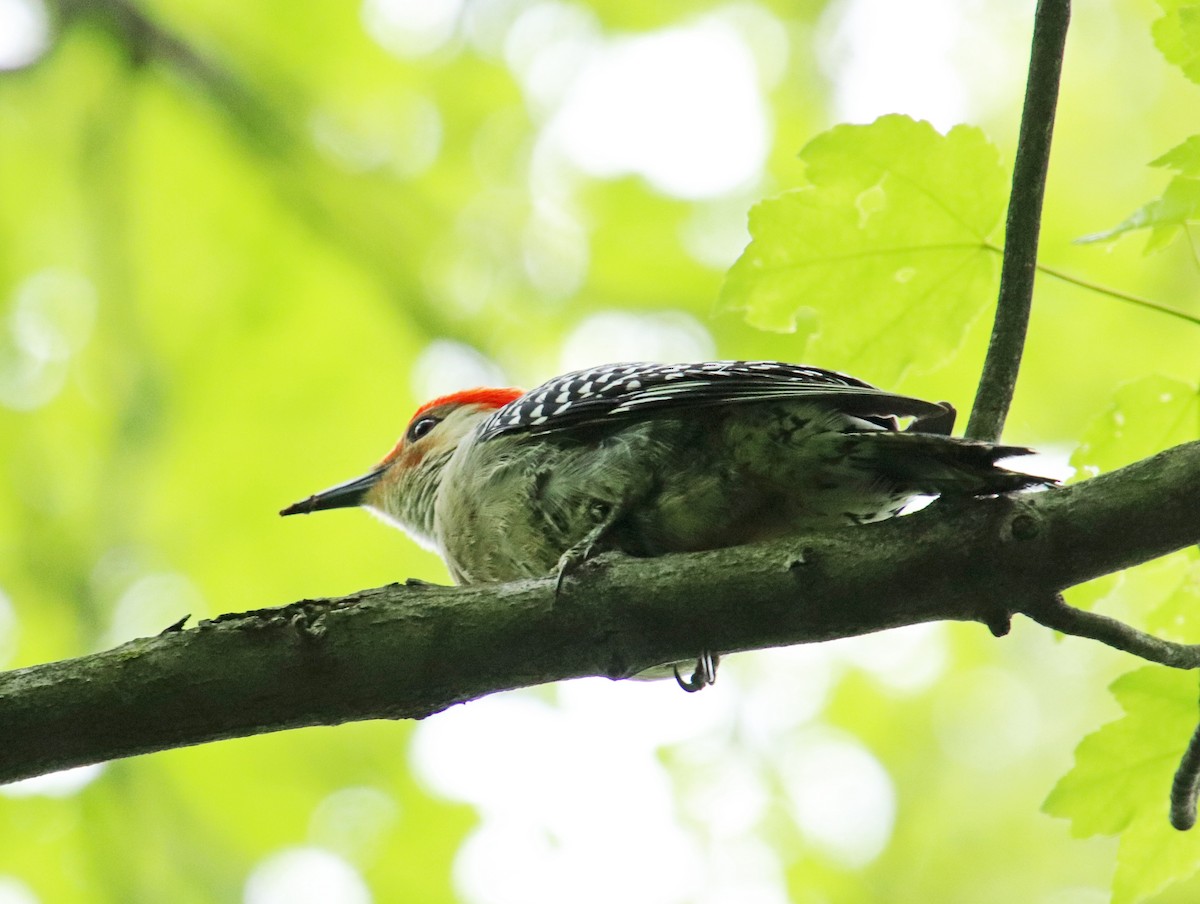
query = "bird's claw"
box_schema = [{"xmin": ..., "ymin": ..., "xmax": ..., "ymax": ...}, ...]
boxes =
[
  {"xmin": 674, "ymin": 650, "xmax": 719, "ymax": 693},
  {"xmin": 553, "ymin": 547, "xmax": 587, "ymax": 597},
  {"xmin": 553, "ymin": 497, "xmax": 634, "ymax": 599},
  {"xmin": 554, "ymin": 532, "xmax": 605, "ymax": 597}
]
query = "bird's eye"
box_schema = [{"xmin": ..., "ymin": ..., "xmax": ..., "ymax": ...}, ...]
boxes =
[{"xmin": 407, "ymin": 416, "xmax": 440, "ymax": 442}]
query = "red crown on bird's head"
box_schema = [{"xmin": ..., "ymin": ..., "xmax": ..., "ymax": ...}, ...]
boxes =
[
  {"xmin": 377, "ymin": 387, "xmax": 525, "ymax": 467},
  {"xmin": 410, "ymin": 387, "xmax": 524, "ymax": 421}
]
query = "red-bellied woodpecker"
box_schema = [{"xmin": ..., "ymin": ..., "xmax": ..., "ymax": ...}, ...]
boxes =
[{"xmin": 281, "ymin": 360, "xmax": 1046, "ymax": 689}]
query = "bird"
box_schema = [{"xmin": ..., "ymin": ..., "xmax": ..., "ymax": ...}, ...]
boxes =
[{"xmin": 281, "ymin": 360, "xmax": 1046, "ymax": 690}]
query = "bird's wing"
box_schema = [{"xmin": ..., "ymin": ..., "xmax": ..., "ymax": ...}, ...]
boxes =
[{"xmin": 479, "ymin": 361, "xmax": 951, "ymax": 440}]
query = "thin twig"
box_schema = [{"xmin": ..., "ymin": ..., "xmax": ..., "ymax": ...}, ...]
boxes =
[
  {"xmin": 1172, "ymin": 703, "xmax": 1200, "ymax": 831},
  {"xmin": 967, "ymin": 0, "xmax": 1071, "ymax": 441},
  {"xmin": 1020, "ymin": 594, "xmax": 1200, "ymax": 669}
]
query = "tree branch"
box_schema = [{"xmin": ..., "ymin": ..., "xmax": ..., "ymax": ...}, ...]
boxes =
[
  {"xmin": 0, "ymin": 441, "xmax": 1197, "ymax": 785},
  {"xmin": 967, "ymin": 0, "xmax": 1071, "ymax": 441}
]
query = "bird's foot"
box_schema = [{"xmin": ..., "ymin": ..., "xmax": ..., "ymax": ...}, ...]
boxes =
[
  {"xmin": 553, "ymin": 499, "xmax": 626, "ymax": 597},
  {"xmin": 674, "ymin": 651, "xmax": 719, "ymax": 693},
  {"xmin": 554, "ymin": 542, "xmax": 595, "ymax": 596}
]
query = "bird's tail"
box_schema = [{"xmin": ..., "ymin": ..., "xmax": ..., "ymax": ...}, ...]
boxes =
[{"xmin": 850, "ymin": 431, "xmax": 1052, "ymax": 497}]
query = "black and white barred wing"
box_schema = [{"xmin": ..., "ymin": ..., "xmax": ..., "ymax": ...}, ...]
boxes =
[{"xmin": 479, "ymin": 360, "xmax": 953, "ymax": 440}]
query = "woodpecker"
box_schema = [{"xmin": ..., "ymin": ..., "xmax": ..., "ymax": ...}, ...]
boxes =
[{"xmin": 281, "ymin": 360, "xmax": 1046, "ymax": 689}]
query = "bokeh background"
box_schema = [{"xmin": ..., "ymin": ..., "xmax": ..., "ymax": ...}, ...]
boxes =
[{"xmin": 1, "ymin": 0, "xmax": 1198, "ymax": 901}]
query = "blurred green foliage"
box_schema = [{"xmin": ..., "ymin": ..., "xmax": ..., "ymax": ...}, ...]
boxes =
[{"xmin": 0, "ymin": 0, "xmax": 1198, "ymax": 901}]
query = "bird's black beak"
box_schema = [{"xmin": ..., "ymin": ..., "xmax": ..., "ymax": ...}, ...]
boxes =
[{"xmin": 280, "ymin": 469, "xmax": 386, "ymax": 517}]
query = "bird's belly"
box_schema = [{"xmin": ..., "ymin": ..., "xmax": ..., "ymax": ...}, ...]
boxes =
[{"xmin": 434, "ymin": 443, "xmax": 604, "ymax": 583}]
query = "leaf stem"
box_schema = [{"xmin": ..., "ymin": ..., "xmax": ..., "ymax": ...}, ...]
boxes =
[
  {"xmin": 967, "ymin": 0, "xmax": 1071, "ymax": 442},
  {"xmin": 1034, "ymin": 258, "xmax": 1200, "ymax": 328},
  {"xmin": 981, "ymin": 241, "xmax": 1200, "ymax": 327}
]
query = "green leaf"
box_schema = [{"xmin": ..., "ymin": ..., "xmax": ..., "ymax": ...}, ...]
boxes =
[
  {"xmin": 1078, "ymin": 178, "xmax": 1200, "ymax": 251},
  {"xmin": 1151, "ymin": 135, "xmax": 1200, "ymax": 175},
  {"xmin": 1075, "ymin": 376, "xmax": 1199, "ymax": 631},
  {"xmin": 1078, "ymin": 135, "xmax": 1200, "ymax": 251},
  {"xmin": 1045, "ymin": 668, "xmax": 1193, "ymax": 837},
  {"xmin": 1071, "ymin": 376, "xmax": 1200, "ymax": 477},
  {"xmin": 719, "ymin": 114, "xmax": 1006, "ymax": 383},
  {"xmin": 1147, "ymin": 560, "xmax": 1200, "ymax": 642},
  {"xmin": 1065, "ymin": 376, "xmax": 1200, "ymax": 612},
  {"xmin": 1153, "ymin": 0, "xmax": 1200, "ymax": 85},
  {"xmin": 1045, "ymin": 666, "xmax": 1200, "ymax": 904}
]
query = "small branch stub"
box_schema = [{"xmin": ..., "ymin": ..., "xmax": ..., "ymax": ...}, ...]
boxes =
[
  {"xmin": 1010, "ymin": 513, "xmax": 1041, "ymax": 541},
  {"xmin": 986, "ymin": 610, "xmax": 1013, "ymax": 637}
]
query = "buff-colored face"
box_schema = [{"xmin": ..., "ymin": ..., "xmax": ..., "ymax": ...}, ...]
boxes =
[
  {"xmin": 361, "ymin": 396, "xmax": 520, "ymax": 531},
  {"xmin": 281, "ymin": 388, "xmax": 523, "ymax": 532},
  {"xmin": 361, "ymin": 400, "xmax": 470, "ymax": 517}
]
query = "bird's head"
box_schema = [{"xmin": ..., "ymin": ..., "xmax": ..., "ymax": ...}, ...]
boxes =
[{"xmin": 280, "ymin": 387, "xmax": 523, "ymax": 544}]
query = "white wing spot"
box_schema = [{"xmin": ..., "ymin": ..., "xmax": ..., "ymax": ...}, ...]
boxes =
[
  {"xmin": 530, "ymin": 404, "xmax": 544, "ymax": 418},
  {"xmin": 626, "ymin": 379, "xmax": 641, "ymax": 390},
  {"xmin": 556, "ymin": 391, "xmax": 571, "ymax": 404},
  {"xmin": 553, "ymin": 403, "xmax": 571, "ymax": 415}
]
